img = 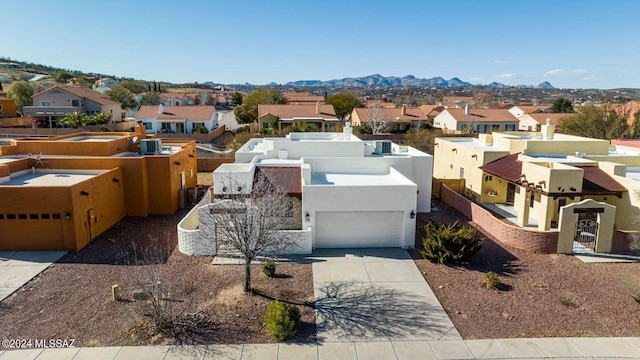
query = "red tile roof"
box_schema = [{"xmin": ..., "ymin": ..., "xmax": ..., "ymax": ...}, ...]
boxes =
[
  {"xmin": 283, "ymin": 92, "xmax": 325, "ymax": 103},
  {"xmin": 481, "ymin": 154, "xmax": 627, "ymax": 195},
  {"xmin": 445, "ymin": 108, "xmax": 519, "ymax": 123},
  {"xmin": 515, "ymin": 105, "xmax": 551, "ymax": 114},
  {"xmin": 136, "ymin": 105, "xmax": 215, "ymax": 120},
  {"xmin": 353, "ymin": 106, "xmax": 429, "ymax": 123},
  {"xmin": 33, "ymin": 85, "xmax": 119, "ymax": 105},
  {"xmin": 418, "ymin": 105, "xmax": 444, "ymax": 117},
  {"xmin": 255, "ymin": 166, "xmax": 302, "ymax": 196},
  {"xmin": 258, "ymin": 104, "xmax": 337, "ymax": 120}
]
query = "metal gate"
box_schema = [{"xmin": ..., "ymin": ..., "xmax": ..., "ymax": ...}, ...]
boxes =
[{"xmin": 574, "ymin": 216, "xmax": 598, "ymax": 252}]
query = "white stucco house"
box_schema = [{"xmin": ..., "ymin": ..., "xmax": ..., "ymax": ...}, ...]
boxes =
[{"xmin": 178, "ymin": 124, "xmax": 433, "ymax": 255}]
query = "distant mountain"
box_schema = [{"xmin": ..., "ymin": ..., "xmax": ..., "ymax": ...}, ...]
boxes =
[
  {"xmin": 537, "ymin": 81, "xmax": 555, "ymax": 89},
  {"xmin": 280, "ymin": 74, "xmax": 548, "ymax": 88}
]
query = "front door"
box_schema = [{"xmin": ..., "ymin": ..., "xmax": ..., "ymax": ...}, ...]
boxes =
[
  {"xmin": 506, "ymin": 183, "xmax": 516, "ymax": 204},
  {"xmin": 175, "ymin": 122, "xmax": 185, "ymax": 133}
]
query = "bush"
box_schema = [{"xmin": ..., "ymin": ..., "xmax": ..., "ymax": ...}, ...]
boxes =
[
  {"xmin": 195, "ymin": 126, "xmax": 209, "ymax": 134},
  {"xmin": 262, "ymin": 259, "xmax": 276, "ymax": 277},
  {"xmin": 265, "ymin": 300, "xmax": 301, "ymax": 341},
  {"xmin": 420, "ymin": 220, "xmax": 482, "ymax": 264},
  {"xmin": 483, "ymin": 271, "xmax": 502, "ymax": 290}
]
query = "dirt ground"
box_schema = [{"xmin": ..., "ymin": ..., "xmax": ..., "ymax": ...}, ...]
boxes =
[
  {"xmin": 413, "ymin": 200, "xmax": 640, "ymax": 339},
  {"xmin": 0, "ymin": 209, "xmax": 316, "ymax": 347}
]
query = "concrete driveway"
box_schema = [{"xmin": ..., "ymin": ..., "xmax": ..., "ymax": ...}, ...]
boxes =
[
  {"xmin": 310, "ymin": 248, "xmax": 460, "ymax": 343},
  {"xmin": 0, "ymin": 250, "xmax": 66, "ymax": 301}
]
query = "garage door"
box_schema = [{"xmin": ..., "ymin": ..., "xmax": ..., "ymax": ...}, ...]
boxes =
[{"xmin": 315, "ymin": 211, "xmax": 403, "ymax": 248}]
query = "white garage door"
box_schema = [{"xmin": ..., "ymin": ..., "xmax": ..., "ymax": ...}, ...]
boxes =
[{"xmin": 315, "ymin": 211, "xmax": 403, "ymax": 248}]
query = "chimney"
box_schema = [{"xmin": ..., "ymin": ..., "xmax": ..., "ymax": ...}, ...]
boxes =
[
  {"xmin": 541, "ymin": 118, "xmax": 555, "ymax": 139},
  {"xmin": 401, "ymin": 105, "xmax": 406, "ymax": 116},
  {"xmin": 158, "ymin": 104, "xmax": 164, "ymax": 114},
  {"xmin": 464, "ymin": 104, "xmax": 470, "ymax": 115},
  {"xmin": 315, "ymin": 101, "xmax": 320, "ymax": 114}
]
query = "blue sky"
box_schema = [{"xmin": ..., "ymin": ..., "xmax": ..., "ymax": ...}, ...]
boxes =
[{"xmin": 2, "ymin": 0, "xmax": 638, "ymax": 89}]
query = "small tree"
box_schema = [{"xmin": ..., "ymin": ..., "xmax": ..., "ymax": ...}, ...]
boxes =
[
  {"xmin": 208, "ymin": 173, "xmax": 300, "ymax": 292},
  {"xmin": 230, "ymin": 92, "xmax": 243, "ymax": 106},
  {"xmin": 559, "ymin": 105, "xmax": 628, "ymax": 139},
  {"xmin": 141, "ymin": 92, "xmax": 162, "ymax": 105},
  {"xmin": 55, "ymin": 71, "xmax": 73, "ymax": 83},
  {"xmin": 551, "ymin": 97, "xmax": 574, "ymax": 113},
  {"xmin": 325, "ymin": 92, "xmax": 363, "ymax": 121},
  {"xmin": 106, "ymin": 85, "xmax": 136, "ymax": 109},
  {"xmin": 366, "ymin": 103, "xmax": 390, "ymax": 134},
  {"xmin": 7, "ymin": 80, "xmax": 35, "ymax": 115},
  {"xmin": 265, "ymin": 300, "xmax": 301, "ymax": 341}
]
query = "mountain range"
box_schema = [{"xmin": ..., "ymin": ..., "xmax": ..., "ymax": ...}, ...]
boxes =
[{"xmin": 279, "ymin": 74, "xmax": 554, "ymax": 89}]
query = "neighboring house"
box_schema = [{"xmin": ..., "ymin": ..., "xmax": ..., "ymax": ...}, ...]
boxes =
[
  {"xmin": 257, "ymin": 103, "xmax": 339, "ymax": 132},
  {"xmin": 136, "ymin": 104, "xmax": 217, "ymax": 134},
  {"xmin": 0, "ymin": 87, "xmax": 17, "ymax": 118},
  {"xmin": 24, "ymin": 85, "xmax": 122, "ymax": 128},
  {"xmin": 0, "ymin": 127, "xmax": 197, "ymax": 251},
  {"xmin": 177, "ymin": 125, "xmax": 433, "ymax": 255},
  {"xmin": 508, "ymin": 105, "xmax": 551, "ymax": 119},
  {"xmin": 351, "ymin": 105, "xmax": 431, "ymax": 133},
  {"xmin": 93, "ymin": 85, "xmax": 116, "ymax": 94},
  {"xmin": 283, "ymin": 92, "xmax": 325, "ymax": 104},
  {"xmin": 159, "ymin": 92, "xmax": 195, "ymax": 106},
  {"xmin": 439, "ymin": 96, "xmax": 473, "ymax": 108},
  {"xmin": 517, "ymin": 113, "xmax": 570, "ymax": 131},
  {"xmin": 432, "ymin": 107, "xmax": 519, "ymax": 133},
  {"xmin": 432, "ymin": 124, "xmax": 640, "ymax": 254},
  {"xmin": 94, "ymin": 77, "xmax": 120, "ymax": 87}
]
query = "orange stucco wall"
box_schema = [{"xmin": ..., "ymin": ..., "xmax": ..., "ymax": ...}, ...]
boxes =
[
  {"xmin": 0, "ymin": 98, "xmax": 18, "ymax": 118},
  {"xmin": 0, "ymin": 168, "xmax": 125, "ymax": 251},
  {"xmin": 0, "ymin": 131, "xmax": 198, "ymax": 251}
]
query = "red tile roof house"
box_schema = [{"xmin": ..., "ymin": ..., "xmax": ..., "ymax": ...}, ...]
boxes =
[
  {"xmin": 257, "ymin": 103, "xmax": 339, "ymax": 132},
  {"xmin": 517, "ymin": 113, "xmax": 570, "ymax": 131},
  {"xmin": 24, "ymin": 85, "xmax": 122, "ymax": 128},
  {"xmin": 351, "ymin": 105, "xmax": 431, "ymax": 133},
  {"xmin": 432, "ymin": 107, "xmax": 519, "ymax": 133},
  {"xmin": 135, "ymin": 104, "xmax": 217, "ymax": 134}
]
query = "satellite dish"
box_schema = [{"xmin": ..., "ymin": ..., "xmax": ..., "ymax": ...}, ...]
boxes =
[{"xmin": 131, "ymin": 136, "xmax": 139, "ymax": 144}]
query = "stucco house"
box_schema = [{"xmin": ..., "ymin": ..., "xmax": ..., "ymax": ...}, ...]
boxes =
[
  {"xmin": 517, "ymin": 113, "xmax": 570, "ymax": 131},
  {"xmin": 24, "ymin": 85, "xmax": 122, "ymax": 128},
  {"xmin": 433, "ymin": 124, "xmax": 640, "ymax": 254},
  {"xmin": 136, "ymin": 104, "xmax": 217, "ymax": 134},
  {"xmin": 257, "ymin": 103, "xmax": 339, "ymax": 132},
  {"xmin": 432, "ymin": 107, "xmax": 519, "ymax": 133},
  {"xmin": 0, "ymin": 127, "xmax": 197, "ymax": 252},
  {"xmin": 178, "ymin": 124, "xmax": 433, "ymax": 255},
  {"xmin": 0, "ymin": 86, "xmax": 17, "ymax": 118},
  {"xmin": 351, "ymin": 105, "xmax": 432, "ymax": 133}
]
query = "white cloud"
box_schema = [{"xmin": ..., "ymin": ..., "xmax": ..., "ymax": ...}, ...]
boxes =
[
  {"xmin": 495, "ymin": 73, "xmax": 516, "ymax": 79},
  {"xmin": 545, "ymin": 69, "xmax": 588, "ymax": 77}
]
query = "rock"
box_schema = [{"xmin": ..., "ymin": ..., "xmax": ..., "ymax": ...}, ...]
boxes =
[{"xmin": 132, "ymin": 289, "xmax": 149, "ymax": 301}]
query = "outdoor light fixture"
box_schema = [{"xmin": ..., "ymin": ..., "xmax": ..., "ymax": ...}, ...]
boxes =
[
  {"xmin": 305, "ymin": 212, "xmax": 310, "ymax": 222},
  {"xmin": 65, "ymin": 213, "xmax": 71, "ymax": 220},
  {"xmin": 570, "ymin": 187, "xmax": 577, "ymax": 192},
  {"xmin": 80, "ymin": 191, "xmax": 89, "ymax": 196},
  {"xmin": 410, "ymin": 210, "xmax": 416, "ymax": 219},
  {"xmin": 471, "ymin": 154, "xmax": 478, "ymax": 159},
  {"xmin": 451, "ymin": 148, "xmax": 457, "ymax": 152},
  {"xmin": 174, "ymin": 161, "xmax": 181, "ymax": 165},
  {"xmin": 558, "ymin": 187, "xmax": 565, "ymax": 192},
  {"xmin": 434, "ymin": 142, "xmax": 439, "ymax": 147},
  {"xmin": 112, "ymin": 178, "xmax": 120, "ymax": 183}
]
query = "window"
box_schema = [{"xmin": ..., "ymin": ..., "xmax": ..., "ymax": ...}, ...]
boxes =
[
  {"xmin": 144, "ymin": 122, "xmax": 153, "ymax": 130},
  {"xmin": 71, "ymin": 99, "xmax": 80, "ymax": 107},
  {"xmin": 30, "ymin": 214, "xmax": 39, "ymax": 220},
  {"xmin": 41, "ymin": 214, "xmax": 50, "ymax": 219},
  {"xmin": 459, "ymin": 167, "xmax": 465, "ymax": 178},
  {"xmin": 7, "ymin": 214, "xmax": 15, "ymax": 219},
  {"xmin": 484, "ymin": 175, "xmax": 493, "ymax": 182},
  {"xmin": 52, "ymin": 214, "xmax": 61, "ymax": 219},
  {"xmin": 192, "ymin": 122, "xmax": 204, "ymax": 130},
  {"xmin": 0, "ymin": 214, "xmax": 4, "ymax": 219},
  {"xmin": 530, "ymin": 192, "xmax": 535, "ymax": 208},
  {"xmin": 41, "ymin": 101, "xmax": 52, "ymax": 107},
  {"xmin": 0, "ymin": 105, "xmax": 3, "ymax": 118},
  {"xmin": 18, "ymin": 214, "xmax": 27, "ymax": 219},
  {"xmin": 161, "ymin": 122, "xmax": 171, "ymax": 131},
  {"xmin": 326, "ymin": 123, "xmax": 334, "ymax": 132},
  {"xmin": 557, "ymin": 198, "xmax": 567, "ymax": 214}
]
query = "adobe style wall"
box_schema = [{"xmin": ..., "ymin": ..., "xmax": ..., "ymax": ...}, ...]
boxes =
[{"xmin": 440, "ymin": 184, "xmax": 558, "ymax": 253}]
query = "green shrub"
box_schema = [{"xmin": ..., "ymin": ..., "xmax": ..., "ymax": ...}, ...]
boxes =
[
  {"xmin": 420, "ymin": 220, "xmax": 482, "ymax": 264},
  {"xmin": 264, "ymin": 300, "xmax": 301, "ymax": 341},
  {"xmin": 483, "ymin": 271, "xmax": 502, "ymax": 290},
  {"xmin": 262, "ymin": 259, "xmax": 276, "ymax": 277},
  {"xmin": 195, "ymin": 126, "xmax": 209, "ymax": 134}
]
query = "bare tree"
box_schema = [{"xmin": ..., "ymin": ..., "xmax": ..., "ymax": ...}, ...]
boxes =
[
  {"xmin": 367, "ymin": 103, "xmax": 391, "ymax": 134},
  {"xmin": 207, "ymin": 173, "xmax": 301, "ymax": 292}
]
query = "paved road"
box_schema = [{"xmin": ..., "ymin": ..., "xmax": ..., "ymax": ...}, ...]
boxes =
[{"xmin": 217, "ymin": 110, "xmax": 242, "ymax": 130}]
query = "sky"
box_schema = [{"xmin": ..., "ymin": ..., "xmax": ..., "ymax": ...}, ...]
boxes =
[{"xmin": 2, "ymin": 0, "xmax": 639, "ymax": 89}]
